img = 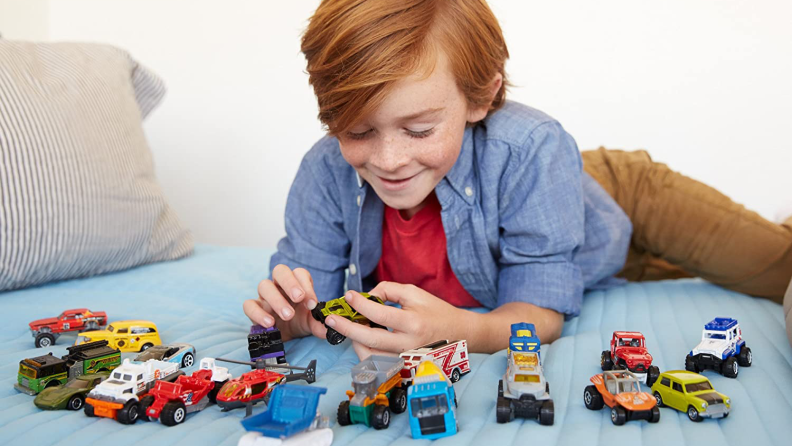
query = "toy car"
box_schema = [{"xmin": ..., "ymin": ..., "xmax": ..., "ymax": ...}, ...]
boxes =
[
  {"xmin": 601, "ymin": 331, "xmax": 660, "ymax": 386},
  {"xmin": 686, "ymin": 317, "xmax": 751, "ymax": 378},
  {"xmin": 133, "ymin": 343, "xmax": 196, "ymax": 368},
  {"xmin": 76, "ymin": 320, "xmax": 162, "ymax": 352},
  {"xmin": 238, "ymin": 385, "xmax": 332, "ymax": 446},
  {"xmin": 140, "ymin": 358, "xmax": 231, "ymax": 426},
  {"xmin": 584, "ymin": 370, "xmax": 660, "ymax": 425},
  {"xmin": 215, "ymin": 357, "xmax": 317, "ymax": 413},
  {"xmin": 496, "ymin": 323, "xmax": 554, "ymax": 425},
  {"xmin": 29, "ymin": 308, "xmax": 108, "ymax": 347},
  {"xmin": 651, "ymin": 370, "xmax": 731, "ymax": 421},
  {"xmin": 33, "ymin": 372, "xmax": 110, "ymax": 411},
  {"xmin": 311, "ymin": 293, "xmax": 386, "ymax": 345},
  {"xmin": 337, "ymin": 354, "xmax": 406, "ymax": 429},
  {"xmin": 248, "ymin": 325, "xmax": 288, "ymax": 370},
  {"xmin": 407, "ymin": 360, "xmax": 458, "ymax": 439},
  {"xmin": 400, "ymin": 340, "xmax": 470, "ymax": 385},
  {"xmin": 15, "ymin": 340, "xmax": 121, "ymax": 395}
]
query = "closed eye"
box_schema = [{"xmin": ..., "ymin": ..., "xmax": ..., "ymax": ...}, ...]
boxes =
[
  {"xmin": 346, "ymin": 129, "xmax": 374, "ymax": 140},
  {"xmin": 406, "ymin": 128, "xmax": 435, "ymax": 139}
]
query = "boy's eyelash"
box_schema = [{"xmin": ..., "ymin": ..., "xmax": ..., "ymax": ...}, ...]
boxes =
[
  {"xmin": 345, "ymin": 127, "xmax": 435, "ymax": 140},
  {"xmin": 346, "ymin": 129, "xmax": 373, "ymax": 140},
  {"xmin": 406, "ymin": 128, "xmax": 435, "ymax": 139}
]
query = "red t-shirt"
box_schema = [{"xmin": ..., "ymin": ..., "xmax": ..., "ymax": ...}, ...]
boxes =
[{"xmin": 375, "ymin": 192, "xmax": 481, "ymax": 307}]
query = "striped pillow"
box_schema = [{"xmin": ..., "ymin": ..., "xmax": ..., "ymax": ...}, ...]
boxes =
[{"xmin": 0, "ymin": 41, "xmax": 193, "ymax": 291}]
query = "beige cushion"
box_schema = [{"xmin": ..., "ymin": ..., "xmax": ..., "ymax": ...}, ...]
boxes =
[{"xmin": 0, "ymin": 41, "xmax": 193, "ymax": 291}]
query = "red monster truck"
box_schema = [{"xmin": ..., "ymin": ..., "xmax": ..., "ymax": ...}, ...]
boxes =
[{"xmin": 600, "ymin": 331, "xmax": 660, "ymax": 387}]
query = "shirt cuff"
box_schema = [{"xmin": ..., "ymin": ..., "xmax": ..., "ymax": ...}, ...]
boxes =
[{"xmin": 497, "ymin": 261, "xmax": 584, "ymax": 317}]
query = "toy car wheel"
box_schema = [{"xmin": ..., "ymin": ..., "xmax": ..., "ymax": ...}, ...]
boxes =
[
  {"xmin": 389, "ymin": 388, "xmax": 407, "ymax": 414},
  {"xmin": 600, "ymin": 351, "xmax": 613, "ymax": 371},
  {"xmin": 646, "ymin": 366, "xmax": 660, "ymax": 387},
  {"xmin": 326, "ymin": 327, "xmax": 346, "ymax": 345},
  {"xmin": 451, "ymin": 368, "xmax": 461, "ymax": 383},
  {"xmin": 685, "ymin": 354, "xmax": 698, "ymax": 373},
  {"xmin": 117, "ymin": 399, "xmax": 140, "ymax": 425},
  {"xmin": 369, "ymin": 321, "xmax": 386, "ymax": 330},
  {"xmin": 208, "ymin": 380, "xmax": 228, "ymax": 404},
  {"xmin": 372, "ymin": 404, "xmax": 390, "ymax": 430},
  {"xmin": 721, "ymin": 357, "xmax": 739, "ymax": 378},
  {"xmin": 35, "ymin": 333, "xmax": 56, "ymax": 348},
  {"xmin": 738, "ymin": 346, "xmax": 752, "ymax": 367},
  {"xmin": 181, "ymin": 352, "xmax": 195, "ymax": 368},
  {"xmin": 687, "ymin": 405, "xmax": 702, "ymax": 422},
  {"xmin": 583, "ymin": 385, "xmax": 604, "ymax": 410},
  {"xmin": 161, "ymin": 400, "xmax": 187, "ymax": 426},
  {"xmin": 497, "ymin": 380, "xmax": 504, "ymax": 398},
  {"xmin": 649, "ymin": 405, "xmax": 660, "ymax": 423},
  {"xmin": 84, "ymin": 322, "xmax": 99, "ymax": 331},
  {"xmin": 496, "ymin": 397, "xmax": 513, "ymax": 423},
  {"xmin": 653, "ymin": 391, "xmax": 664, "ymax": 407},
  {"xmin": 67, "ymin": 394, "xmax": 85, "ymax": 411},
  {"xmin": 337, "ymin": 401, "xmax": 352, "ymax": 426},
  {"xmin": 84, "ymin": 402, "xmax": 95, "ymax": 417},
  {"xmin": 311, "ymin": 302, "xmax": 327, "ymax": 322},
  {"xmin": 539, "ymin": 400, "xmax": 554, "ymax": 426},
  {"xmin": 546, "ymin": 381, "xmax": 550, "ymax": 394},
  {"xmin": 138, "ymin": 395, "xmax": 155, "ymax": 422},
  {"xmin": 611, "ymin": 406, "xmax": 627, "ymax": 426},
  {"xmin": 140, "ymin": 343, "xmax": 154, "ymax": 352}
]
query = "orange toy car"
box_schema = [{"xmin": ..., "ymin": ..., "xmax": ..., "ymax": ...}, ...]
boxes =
[{"xmin": 583, "ymin": 370, "xmax": 660, "ymax": 425}]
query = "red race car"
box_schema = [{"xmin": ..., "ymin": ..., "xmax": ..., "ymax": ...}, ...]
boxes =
[
  {"xmin": 29, "ymin": 309, "xmax": 108, "ymax": 348},
  {"xmin": 215, "ymin": 357, "xmax": 317, "ymax": 415}
]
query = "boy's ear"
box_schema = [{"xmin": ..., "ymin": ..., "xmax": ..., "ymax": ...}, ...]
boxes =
[{"xmin": 467, "ymin": 73, "xmax": 504, "ymax": 124}]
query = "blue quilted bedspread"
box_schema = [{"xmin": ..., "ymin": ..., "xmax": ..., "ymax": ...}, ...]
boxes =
[{"xmin": 1, "ymin": 245, "xmax": 790, "ymax": 446}]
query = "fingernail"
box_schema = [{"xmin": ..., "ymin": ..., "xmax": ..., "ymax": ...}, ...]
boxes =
[
  {"xmin": 326, "ymin": 316, "xmax": 336, "ymax": 327},
  {"xmin": 306, "ymin": 299, "xmax": 317, "ymax": 310},
  {"xmin": 292, "ymin": 288, "xmax": 304, "ymax": 300},
  {"xmin": 263, "ymin": 316, "xmax": 274, "ymax": 327},
  {"xmin": 281, "ymin": 307, "xmax": 293, "ymax": 319},
  {"xmin": 346, "ymin": 291, "xmax": 354, "ymax": 302}
]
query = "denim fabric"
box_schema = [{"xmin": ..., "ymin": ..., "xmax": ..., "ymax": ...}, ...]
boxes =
[{"xmin": 271, "ymin": 101, "xmax": 632, "ymax": 316}]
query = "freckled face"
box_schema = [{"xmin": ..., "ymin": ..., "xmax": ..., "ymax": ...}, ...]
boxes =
[{"xmin": 337, "ymin": 52, "xmax": 485, "ymax": 214}]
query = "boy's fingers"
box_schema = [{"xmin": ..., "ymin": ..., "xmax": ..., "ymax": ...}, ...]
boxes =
[
  {"xmin": 258, "ymin": 279, "xmax": 296, "ymax": 321},
  {"xmin": 243, "ymin": 299, "xmax": 276, "ymax": 328},
  {"xmin": 326, "ymin": 314, "xmax": 403, "ymax": 352},
  {"xmin": 271, "ymin": 264, "xmax": 306, "ymax": 304},
  {"xmin": 345, "ymin": 290, "xmax": 410, "ymax": 331},
  {"xmin": 293, "ymin": 268, "xmax": 318, "ymax": 310},
  {"xmin": 369, "ymin": 281, "xmax": 416, "ymax": 306}
]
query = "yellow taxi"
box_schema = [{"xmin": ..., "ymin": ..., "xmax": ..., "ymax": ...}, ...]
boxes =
[{"xmin": 75, "ymin": 320, "xmax": 162, "ymax": 352}]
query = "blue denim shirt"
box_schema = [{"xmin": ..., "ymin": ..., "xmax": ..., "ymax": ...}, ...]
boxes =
[{"xmin": 271, "ymin": 101, "xmax": 632, "ymax": 317}]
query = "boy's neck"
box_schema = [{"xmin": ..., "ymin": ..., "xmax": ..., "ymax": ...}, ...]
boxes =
[{"xmin": 398, "ymin": 191, "xmax": 437, "ymax": 220}]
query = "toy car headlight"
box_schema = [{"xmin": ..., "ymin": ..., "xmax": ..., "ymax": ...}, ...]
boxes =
[
  {"xmin": 701, "ymin": 402, "xmax": 708, "ymax": 409},
  {"xmin": 725, "ymin": 398, "xmax": 731, "ymax": 406},
  {"xmin": 77, "ymin": 336, "xmax": 90, "ymax": 344}
]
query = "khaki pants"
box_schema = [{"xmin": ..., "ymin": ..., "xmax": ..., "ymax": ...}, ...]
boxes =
[{"xmin": 582, "ymin": 148, "xmax": 792, "ymax": 304}]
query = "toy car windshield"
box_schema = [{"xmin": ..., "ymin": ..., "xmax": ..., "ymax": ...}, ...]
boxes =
[
  {"xmin": 704, "ymin": 332, "xmax": 726, "ymax": 339},
  {"xmin": 685, "ymin": 382, "xmax": 714, "ymax": 393},
  {"xmin": 617, "ymin": 381, "xmax": 640, "ymax": 394},
  {"xmin": 411, "ymin": 394, "xmax": 449, "ymax": 418}
]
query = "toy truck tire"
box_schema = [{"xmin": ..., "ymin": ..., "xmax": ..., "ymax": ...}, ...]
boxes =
[
  {"xmin": 389, "ymin": 388, "xmax": 407, "ymax": 414},
  {"xmin": 35, "ymin": 333, "xmax": 56, "ymax": 348},
  {"xmin": 600, "ymin": 351, "xmax": 613, "ymax": 371},
  {"xmin": 646, "ymin": 366, "xmax": 660, "ymax": 387},
  {"xmin": 737, "ymin": 346, "xmax": 752, "ymax": 367},
  {"xmin": 208, "ymin": 380, "xmax": 228, "ymax": 404},
  {"xmin": 497, "ymin": 380, "xmax": 504, "ymax": 398},
  {"xmin": 84, "ymin": 402, "xmax": 96, "ymax": 417},
  {"xmin": 450, "ymin": 368, "xmax": 461, "ymax": 383},
  {"xmin": 161, "ymin": 400, "xmax": 187, "ymax": 426},
  {"xmin": 495, "ymin": 396, "xmax": 513, "ymax": 423},
  {"xmin": 583, "ymin": 385, "xmax": 604, "ymax": 410},
  {"xmin": 649, "ymin": 406, "xmax": 660, "ymax": 423},
  {"xmin": 84, "ymin": 322, "xmax": 99, "ymax": 331},
  {"xmin": 67, "ymin": 394, "xmax": 85, "ymax": 411},
  {"xmin": 139, "ymin": 395, "xmax": 155, "ymax": 422},
  {"xmin": 325, "ymin": 328, "xmax": 346, "ymax": 345},
  {"xmin": 721, "ymin": 357, "xmax": 739, "ymax": 378},
  {"xmin": 610, "ymin": 406, "xmax": 627, "ymax": 425},
  {"xmin": 687, "ymin": 405, "xmax": 702, "ymax": 422},
  {"xmin": 371, "ymin": 404, "xmax": 390, "ymax": 430},
  {"xmin": 337, "ymin": 400, "xmax": 352, "ymax": 426},
  {"xmin": 539, "ymin": 400, "xmax": 554, "ymax": 426},
  {"xmin": 117, "ymin": 399, "xmax": 141, "ymax": 425},
  {"xmin": 685, "ymin": 354, "xmax": 698, "ymax": 373},
  {"xmin": 310, "ymin": 302, "xmax": 327, "ymax": 323}
]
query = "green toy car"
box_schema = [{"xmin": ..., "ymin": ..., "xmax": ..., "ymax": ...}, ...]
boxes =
[
  {"xmin": 650, "ymin": 370, "xmax": 731, "ymax": 421},
  {"xmin": 311, "ymin": 293, "xmax": 386, "ymax": 345},
  {"xmin": 33, "ymin": 371, "xmax": 110, "ymax": 411}
]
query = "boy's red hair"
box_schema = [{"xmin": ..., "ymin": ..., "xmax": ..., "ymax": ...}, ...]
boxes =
[{"xmin": 301, "ymin": 0, "xmax": 509, "ymax": 135}]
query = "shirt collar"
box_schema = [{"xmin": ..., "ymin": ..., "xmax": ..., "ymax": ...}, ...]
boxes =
[{"xmin": 440, "ymin": 126, "xmax": 476, "ymax": 205}]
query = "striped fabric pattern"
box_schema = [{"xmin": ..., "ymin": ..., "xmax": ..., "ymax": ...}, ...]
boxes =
[{"xmin": 0, "ymin": 41, "xmax": 193, "ymax": 292}]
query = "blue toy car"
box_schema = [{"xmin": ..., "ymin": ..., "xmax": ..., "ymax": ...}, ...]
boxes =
[
  {"xmin": 407, "ymin": 361, "xmax": 458, "ymax": 439},
  {"xmin": 240, "ymin": 385, "xmax": 328, "ymax": 440}
]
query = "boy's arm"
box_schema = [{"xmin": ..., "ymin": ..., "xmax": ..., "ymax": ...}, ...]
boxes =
[{"xmin": 464, "ymin": 302, "xmax": 563, "ymax": 353}]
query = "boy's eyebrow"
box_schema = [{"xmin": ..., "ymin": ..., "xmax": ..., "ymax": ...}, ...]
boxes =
[{"xmin": 397, "ymin": 107, "xmax": 444, "ymax": 121}]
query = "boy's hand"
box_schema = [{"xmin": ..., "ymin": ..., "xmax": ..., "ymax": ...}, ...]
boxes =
[
  {"xmin": 323, "ymin": 282, "xmax": 471, "ymax": 358},
  {"xmin": 243, "ymin": 265, "xmax": 328, "ymax": 342}
]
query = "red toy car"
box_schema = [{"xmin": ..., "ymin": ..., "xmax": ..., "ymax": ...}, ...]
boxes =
[
  {"xmin": 601, "ymin": 331, "xmax": 660, "ymax": 386},
  {"xmin": 29, "ymin": 309, "xmax": 108, "ymax": 348}
]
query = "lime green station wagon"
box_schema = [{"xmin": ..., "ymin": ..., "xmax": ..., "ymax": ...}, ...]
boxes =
[{"xmin": 650, "ymin": 370, "xmax": 731, "ymax": 421}]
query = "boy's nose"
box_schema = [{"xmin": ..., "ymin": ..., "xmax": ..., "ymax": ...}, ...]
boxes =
[{"xmin": 371, "ymin": 136, "xmax": 410, "ymax": 173}]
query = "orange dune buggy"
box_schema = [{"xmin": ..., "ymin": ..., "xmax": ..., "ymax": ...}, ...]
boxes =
[{"xmin": 583, "ymin": 370, "xmax": 660, "ymax": 425}]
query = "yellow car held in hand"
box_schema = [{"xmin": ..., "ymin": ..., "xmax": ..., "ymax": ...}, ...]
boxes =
[
  {"xmin": 650, "ymin": 370, "xmax": 731, "ymax": 421},
  {"xmin": 311, "ymin": 293, "xmax": 386, "ymax": 345},
  {"xmin": 75, "ymin": 320, "xmax": 162, "ymax": 352}
]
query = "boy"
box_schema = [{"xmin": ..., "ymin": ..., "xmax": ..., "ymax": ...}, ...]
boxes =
[{"xmin": 244, "ymin": 0, "xmax": 792, "ymax": 358}]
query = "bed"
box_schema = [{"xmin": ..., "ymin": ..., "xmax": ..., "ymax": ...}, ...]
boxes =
[{"xmin": 1, "ymin": 245, "xmax": 790, "ymax": 446}]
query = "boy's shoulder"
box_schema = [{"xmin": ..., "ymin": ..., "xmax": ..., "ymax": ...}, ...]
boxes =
[
  {"xmin": 301, "ymin": 135, "xmax": 355, "ymax": 180},
  {"xmin": 481, "ymin": 100, "xmax": 562, "ymax": 147}
]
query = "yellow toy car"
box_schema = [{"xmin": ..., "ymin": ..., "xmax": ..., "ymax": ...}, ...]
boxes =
[
  {"xmin": 650, "ymin": 370, "xmax": 731, "ymax": 421},
  {"xmin": 311, "ymin": 293, "xmax": 386, "ymax": 345},
  {"xmin": 76, "ymin": 320, "xmax": 162, "ymax": 352}
]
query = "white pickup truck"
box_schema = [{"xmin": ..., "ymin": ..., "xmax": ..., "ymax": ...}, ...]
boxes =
[{"xmin": 84, "ymin": 358, "xmax": 183, "ymax": 424}]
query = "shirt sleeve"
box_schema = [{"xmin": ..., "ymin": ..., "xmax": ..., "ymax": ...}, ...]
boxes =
[
  {"xmin": 497, "ymin": 121, "xmax": 585, "ymax": 317},
  {"xmin": 269, "ymin": 145, "xmax": 349, "ymax": 301}
]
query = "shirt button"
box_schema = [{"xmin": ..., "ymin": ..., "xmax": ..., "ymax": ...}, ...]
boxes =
[
  {"xmin": 349, "ymin": 263, "xmax": 357, "ymax": 276},
  {"xmin": 357, "ymin": 195, "xmax": 362, "ymax": 206},
  {"xmin": 465, "ymin": 186, "xmax": 473, "ymax": 197}
]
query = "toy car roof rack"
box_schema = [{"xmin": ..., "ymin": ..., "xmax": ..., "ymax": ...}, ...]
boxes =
[
  {"xmin": 704, "ymin": 318, "xmax": 738, "ymax": 331},
  {"xmin": 216, "ymin": 357, "xmax": 317, "ymax": 384}
]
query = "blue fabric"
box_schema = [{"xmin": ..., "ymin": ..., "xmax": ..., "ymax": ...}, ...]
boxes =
[
  {"xmin": 271, "ymin": 100, "xmax": 632, "ymax": 317},
  {"xmin": 2, "ymin": 245, "xmax": 790, "ymax": 446}
]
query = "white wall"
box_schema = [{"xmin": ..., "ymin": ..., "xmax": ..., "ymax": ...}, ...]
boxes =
[
  {"xmin": 0, "ymin": 0, "xmax": 49, "ymax": 40},
  {"xmin": 3, "ymin": 0, "xmax": 791, "ymax": 249}
]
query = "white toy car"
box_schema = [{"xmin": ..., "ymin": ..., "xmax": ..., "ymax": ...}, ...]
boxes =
[{"xmin": 686, "ymin": 317, "xmax": 752, "ymax": 378}]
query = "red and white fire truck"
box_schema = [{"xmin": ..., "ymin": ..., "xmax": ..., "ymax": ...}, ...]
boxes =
[{"xmin": 400, "ymin": 340, "xmax": 470, "ymax": 385}]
